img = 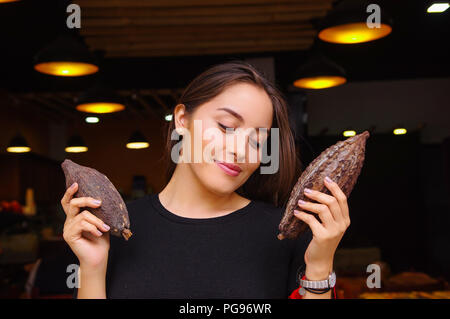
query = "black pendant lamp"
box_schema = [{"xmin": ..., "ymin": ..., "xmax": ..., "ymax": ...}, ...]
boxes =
[
  {"xmin": 34, "ymin": 35, "xmax": 99, "ymax": 77},
  {"xmin": 293, "ymin": 53, "xmax": 347, "ymax": 90},
  {"xmin": 65, "ymin": 135, "xmax": 88, "ymax": 153},
  {"xmin": 317, "ymin": 0, "xmax": 393, "ymax": 44},
  {"xmin": 75, "ymin": 82, "xmax": 125, "ymax": 114},
  {"xmin": 126, "ymin": 131, "xmax": 149, "ymax": 149},
  {"xmin": 6, "ymin": 133, "xmax": 31, "ymax": 153}
]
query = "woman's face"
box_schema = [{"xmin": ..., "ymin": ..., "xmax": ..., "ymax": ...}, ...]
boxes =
[{"xmin": 175, "ymin": 82, "xmax": 273, "ymax": 196}]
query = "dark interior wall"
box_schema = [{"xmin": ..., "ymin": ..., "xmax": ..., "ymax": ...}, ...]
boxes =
[
  {"xmin": 1, "ymin": 93, "xmax": 171, "ymax": 201},
  {"xmin": 305, "ymin": 77, "xmax": 450, "ymax": 144},
  {"xmin": 300, "ymin": 131, "xmax": 450, "ymax": 280},
  {"xmin": 420, "ymin": 143, "xmax": 450, "ymax": 280},
  {"xmin": 0, "ymin": 96, "xmax": 51, "ymax": 157},
  {"xmin": 64, "ymin": 114, "xmax": 168, "ymax": 196}
]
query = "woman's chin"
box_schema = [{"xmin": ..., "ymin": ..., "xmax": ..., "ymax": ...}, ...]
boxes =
[
  {"xmin": 205, "ymin": 173, "xmax": 242, "ymax": 195},
  {"xmin": 192, "ymin": 164, "xmax": 246, "ymax": 195}
]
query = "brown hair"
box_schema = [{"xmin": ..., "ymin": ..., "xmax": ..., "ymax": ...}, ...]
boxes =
[{"xmin": 163, "ymin": 60, "xmax": 301, "ymax": 207}]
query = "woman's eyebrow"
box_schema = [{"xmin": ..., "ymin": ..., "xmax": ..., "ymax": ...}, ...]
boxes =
[
  {"xmin": 217, "ymin": 107, "xmax": 269, "ymax": 131},
  {"xmin": 217, "ymin": 107, "xmax": 244, "ymax": 122}
]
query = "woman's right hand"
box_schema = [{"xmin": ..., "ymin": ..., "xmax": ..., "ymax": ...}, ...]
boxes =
[{"xmin": 61, "ymin": 182, "xmax": 110, "ymax": 269}]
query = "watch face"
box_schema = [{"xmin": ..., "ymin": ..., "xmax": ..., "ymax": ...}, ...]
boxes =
[{"xmin": 329, "ymin": 272, "xmax": 336, "ymax": 287}]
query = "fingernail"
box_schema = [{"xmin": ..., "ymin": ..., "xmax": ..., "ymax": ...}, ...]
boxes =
[
  {"xmin": 294, "ymin": 210, "xmax": 301, "ymax": 215},
  {"xmin": 298, "ymin": 199, "xmax": 307, "ymax": 205},
  {"xmin": 97, "ymin": 230, "xmax": 103, "ymax": 236},
  {"xmin": 93, "ymin": 199, "xmax": 101, "ymax": 205},
  {"xmin": 70, "ymin": 182, "xmax": 77, "ymax": 189},
  {"xmin": 304, "ymin": 188, "xmax": 312, "ymax": 194},
  {"xmin": 325, "ymin": 176, "xmax": 333, "ymax": 183},
  {"xmin": 103, "ymin": 223, "xmax": 110, "ymax": 231}
]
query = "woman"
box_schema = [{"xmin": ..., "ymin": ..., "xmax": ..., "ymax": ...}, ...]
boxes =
[{"xmin": 61, "ymin": 61, "xmax": 350, "ymax": 299}]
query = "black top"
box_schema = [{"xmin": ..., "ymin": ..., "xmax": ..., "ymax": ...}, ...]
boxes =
[{"xmin": 74, "ymin": 193, "xmax": 312, "ymax": 299}]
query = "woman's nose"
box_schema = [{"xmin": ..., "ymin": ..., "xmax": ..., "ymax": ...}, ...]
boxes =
[{"xmin": 225, "ymin": 132, "xmax": 246, "ymax": 163}]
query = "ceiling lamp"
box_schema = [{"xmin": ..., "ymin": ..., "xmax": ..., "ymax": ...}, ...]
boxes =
[
  {"xmin": 393, "ymin": 127, "xmax": 407, "ymax": 135},
  {"xmin": 34, "ymin": 35, "xmax": 99, "ymax": 77},
  {"xmin": 126, "ymin": 131, "xmax": 149, "ymax": 149},
  {"xmin": 0, "ymin": 0, "xmax": 21, "ymax": 3},
  {"xmin": 76, "ymin": 83, "xmax": 125, "ymax": 114},
  {"xmin": 65, "ymin": 135, "xmax": 88, "ymax": 153},
  {"xmin": 293, "ymin": 54, "xmax": 347, "ymax": 90},
  {"xmin": 343, "ymin": 130, "xmax": 356, "ymax": 137},
  {"xmin": 427, "ymin": 3, "xmax": 449, "ymax": 13},
  {"xmin": 165, "ymin": 113, "xmax": 173, "ymax": 121},
  {"xmin": 318, "ymin": 0, "xmax": 392, "ymax": 44},
  {"xmin": 6, "ymin": 133, "xmax": 31, "ymax": 153},
  {"xmin": 85, "ymin": 116, "xmax": 99, "ymax": 123}
]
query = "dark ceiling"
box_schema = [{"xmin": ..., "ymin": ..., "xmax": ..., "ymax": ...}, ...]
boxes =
[{"xmin": 0, "ymin": 0, "xmax": 449, "ymax": 95}]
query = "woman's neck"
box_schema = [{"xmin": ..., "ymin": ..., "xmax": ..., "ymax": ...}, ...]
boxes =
[{"xmin": 158, "ymin": 163, "xmax": 250, "ymax": 219}]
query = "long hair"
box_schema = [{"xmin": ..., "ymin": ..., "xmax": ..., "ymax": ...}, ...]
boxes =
[{"xmin": 163, "ymin": 60, "xmax": 301, "ymax": 207}]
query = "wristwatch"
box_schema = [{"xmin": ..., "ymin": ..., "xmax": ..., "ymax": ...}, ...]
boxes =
[{"xmin": 298, "ymin": 270, "xmax": 336, "ymax": 295}]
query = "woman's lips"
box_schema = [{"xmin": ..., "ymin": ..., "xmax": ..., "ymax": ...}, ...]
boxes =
[{"xmin": 214, "ymin": 160, "xmax": 242, "ymax": 177}]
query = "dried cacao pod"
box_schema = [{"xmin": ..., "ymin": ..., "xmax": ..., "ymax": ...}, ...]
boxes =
[
  {"xmin": 61, "ymin": 159, "xmax": 132, "ymax": 240},
  {"xmin": 278, "ymin": 131, "xmax": 370, "ymax": 240}
]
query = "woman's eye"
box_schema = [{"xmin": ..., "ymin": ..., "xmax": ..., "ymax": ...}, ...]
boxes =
[{"xmin": 218, "ymin": 123, "xmax": 233, "ymax": 132}]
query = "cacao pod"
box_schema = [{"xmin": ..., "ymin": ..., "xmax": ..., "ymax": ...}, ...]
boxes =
[
  {"xmin": 278, "ymin": 131, "xmax": 370, "ymax": 240},
  {"xmin": 61, "ymin": 159, "xmax": 132, "ymax": 240}
]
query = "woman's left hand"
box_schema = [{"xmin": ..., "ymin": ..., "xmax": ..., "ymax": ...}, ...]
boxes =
[{"xmin": 294, "ymin": 176, "xmax": 351, "ymax": 278}]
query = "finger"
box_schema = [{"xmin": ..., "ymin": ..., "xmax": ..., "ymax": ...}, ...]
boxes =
[
  {"xmin": 323, "ymin": 176, "xmax": 350, "ymax": 223},
  {"xmin": 68, "ymin": 197, "xmax": 102, "ymax": 218},
  {"xmin": 76, "ymin": 220, "xmax": 104, "ymax": 238},
  {"xmin": 77, "ymin": 210, "xmax": 110, "ymax": 232},
  {"xmin": 64, "ymin": 218, "xmax": 103, "ymax": 242},
  {"xmin": 303, "ymin": 186, "xmax": 344, "ymax": 223},
  {"xmin": 294, "ymin": 210, "xmax": 325, "ymax": 235},
  {"xmin": 61, "ymin": 182, "xmax": 78, "ymax": 211},
  {"xmin": 297, "ymin": 199, "xmax": 335, "ymax": 227}
]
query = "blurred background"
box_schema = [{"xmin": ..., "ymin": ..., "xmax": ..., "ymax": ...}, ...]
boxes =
[{"xmin": 0, "ymin": 0, "xmax": 449, "ymax": 299}]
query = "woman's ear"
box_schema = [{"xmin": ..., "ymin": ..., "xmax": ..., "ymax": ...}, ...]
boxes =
[{"xmin": 174, "ymin": 103, "xmax": 187, "ymax": 134}]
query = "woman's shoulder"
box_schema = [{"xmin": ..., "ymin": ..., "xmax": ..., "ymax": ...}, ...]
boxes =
[
  {"xmin": 120, "ymin": 194, "xmax": 156, "ymax": 227},
  {"xmin": 124, "ymin": 194, "xmax": 154, "ymax": 212},
  {"xmin": 251, "ymin": 198, "xmax": 284, "ymax": 214},
  {"xmin": 249, "ymin": 198, "xmax": 285, "ymax": 223}
]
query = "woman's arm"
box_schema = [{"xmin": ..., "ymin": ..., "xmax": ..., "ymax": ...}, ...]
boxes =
[
  {"xmin": 301, "ymin": 263, "xmax": 333, "ymax": 299},
  {"xmin": 76, "ymin": 260, "xmax": 108, "ymax": 299},
  {"xmin": 61, "ymin": 182, "xmax": 111, "ymax": 299},
  {"xmin": 292, "ymin": 177, "xmax": 351, "ymax": 299}
]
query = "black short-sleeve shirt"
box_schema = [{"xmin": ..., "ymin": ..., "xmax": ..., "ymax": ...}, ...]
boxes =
[{"xmin": 74, "ymin": 194, "xmax": 312, "ymax": 299}]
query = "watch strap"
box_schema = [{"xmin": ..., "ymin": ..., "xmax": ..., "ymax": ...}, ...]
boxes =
[{"xmin": 299, "ymin": 271, "xmax": 336, "ymax": 289}]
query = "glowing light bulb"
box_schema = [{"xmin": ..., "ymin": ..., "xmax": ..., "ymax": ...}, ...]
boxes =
[
  {"xmin": 319, "ymin": 22, "xmax": 392, "ymax": 44},
  {"xmin": 6, "ymin": 146, "xmax": 31, "ymax": 153},
  {"xmin": 85, "ymin": 116, "xmax": 99, "ymax": 123},
  {"xmin": 126, "ymin": 142, "xmax": 149, "ymax": 149},
  {"xmin": 343, "ymin": 130, "xmax": 356, "ymax": 137},
  {"xmin": 34, "ymin": 61, "xmax": 98, "ymax": 77},
  {"xmin": 65, "ymin": 146, "xmax": 88, "ymax": 153},
  {"xmin": 76, "ymin": 103, "xmax": 125, "ymax": 114},
  {"xmin": 294, "ymin": 76, "xmax": 347, "ymax": 89},
  {"xmin": 393, "ymin": 128, "xmax": 407, "ymax": 135},
  {"xmin": 427, "ymin": 3, "xmax": 449, "ymax": 13}
]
